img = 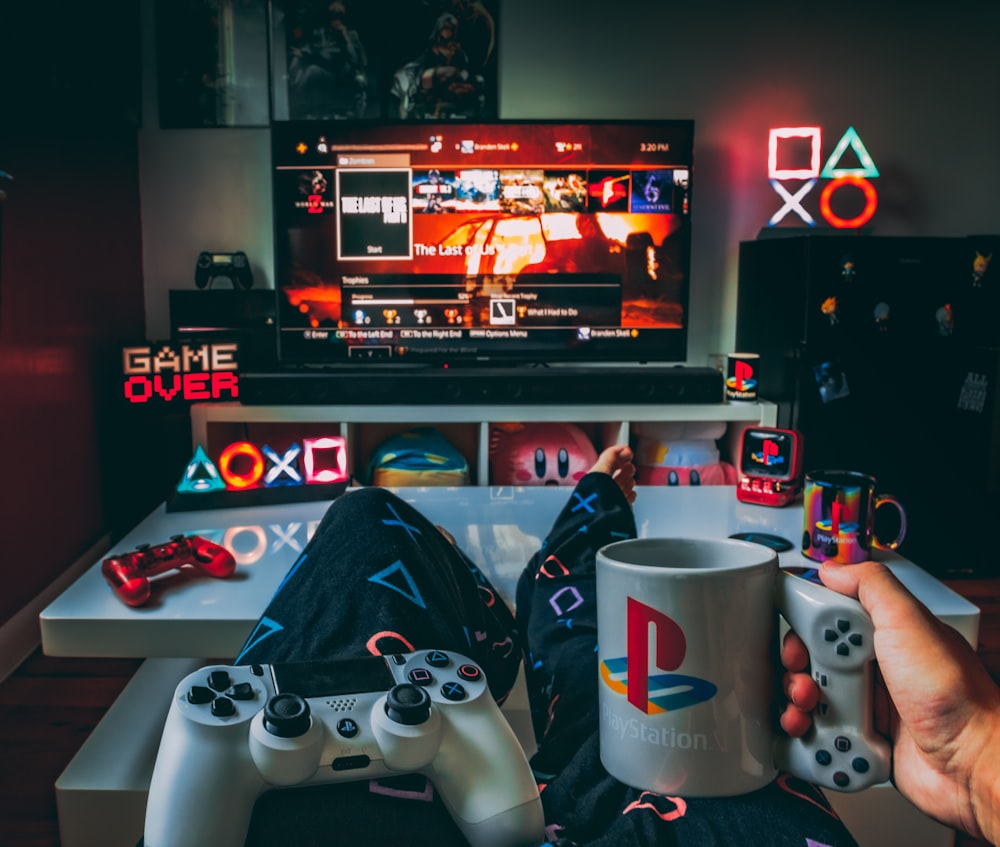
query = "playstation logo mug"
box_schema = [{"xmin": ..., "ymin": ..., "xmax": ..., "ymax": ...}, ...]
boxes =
[
  {"xmin": 801, "ymin": 470, "xmax": 906, "ymax": 564},
  {"xmin": 595, "ymin": 537, "xmax": 889, "ymax": 797}
]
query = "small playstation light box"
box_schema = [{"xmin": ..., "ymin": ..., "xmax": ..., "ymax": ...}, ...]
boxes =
[{"xmin": 736, "ymin": 427, "xmax": 804, "ymax": 507}]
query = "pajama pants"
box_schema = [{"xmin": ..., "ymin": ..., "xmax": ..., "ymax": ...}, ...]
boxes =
[{"xmin": 237, "ymin": 476, "xmax": 860, "ymax": 847}]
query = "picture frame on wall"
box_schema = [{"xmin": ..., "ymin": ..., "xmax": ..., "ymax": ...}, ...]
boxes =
[{"xmin": 269, "ymin": 0, "xmax": 499, "ymax": 121}]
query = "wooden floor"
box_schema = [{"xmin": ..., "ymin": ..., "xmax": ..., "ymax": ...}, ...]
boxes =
[
  {"xmin": 1, "ymin": 577, "xmax": 997, "ymax": 847},
  {"xmin": 0, "ymin": 652, "xmax": 142, "ymax": 847}
]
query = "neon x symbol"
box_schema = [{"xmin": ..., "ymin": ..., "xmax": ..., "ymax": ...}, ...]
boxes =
[
  {"xmin": 262, "ymin": 444, "xmax": 302, "ymax": 485},
  {"xmin": 769, "ymin": 178, "xmax": 816, "ymax": 226}
]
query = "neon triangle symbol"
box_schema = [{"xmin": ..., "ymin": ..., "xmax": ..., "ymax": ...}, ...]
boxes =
[
  {"xmin": 821, "ymin": 126, "xmax": 879, "ymax": 179},
  {"xmin": 368, "ymin": 560, "xmax": 427, "ymax": 609},
  {"xmin": 176, "ymin": 445, "xmax": 226, "ymax": 493}
]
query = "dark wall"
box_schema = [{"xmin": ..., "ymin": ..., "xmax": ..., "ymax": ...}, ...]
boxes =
[{"xmin": 0, "ymin": 2, "xmax": 153, "ymax": 627}]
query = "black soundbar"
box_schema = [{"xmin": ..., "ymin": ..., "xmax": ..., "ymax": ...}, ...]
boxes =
[{"xmin": 238, "ymin": 366, "xmax": 724, "ymax": 406}]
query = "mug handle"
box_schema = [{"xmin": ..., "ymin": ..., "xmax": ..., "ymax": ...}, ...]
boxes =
[
  {"xmin": 872, "ymin": 495, "xmax": 907, "ymax": 551},
  {"xmin": 774, "ymin": 571, "xmax": 891, "ymax": 792}
]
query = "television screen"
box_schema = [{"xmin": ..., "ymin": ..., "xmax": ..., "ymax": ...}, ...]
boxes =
[{"xmin": 272, "ymin": 119, "xmax": 694, "ymax": 367}]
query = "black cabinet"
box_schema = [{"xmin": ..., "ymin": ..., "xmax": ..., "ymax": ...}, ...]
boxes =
[{"xmin": 736, "ymin": 234, "xmax": 999, "ymax": 575}]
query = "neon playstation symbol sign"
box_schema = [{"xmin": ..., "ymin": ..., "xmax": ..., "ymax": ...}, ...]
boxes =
[{"xmin": 767, "ymin": 126, "xmax": 879, "ymax": 229}]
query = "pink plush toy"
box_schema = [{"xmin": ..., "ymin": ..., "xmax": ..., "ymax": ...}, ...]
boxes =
[
  {"xmin": 489, "ymin": 421, "xmax": 599, "ymax": 486},
  {"xmin": 632, "ymin": 420, "xmax": 737, "ymax": 486}
]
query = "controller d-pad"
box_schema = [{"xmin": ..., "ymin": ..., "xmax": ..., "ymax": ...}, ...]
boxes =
[
  {"xmin": 208, "ymin": 670, "xmax": 232, "ymax": 691},
  {"xmin": 441, "ymin": 681, "xmax": 466, "ymax": 701},
  {"xmin": 188, "ymin": 685, "xmax": 216, "ymax": 705},
  {"xmin": 228, "ymin": 682, "xmax": 255, "ymax": 700},
  {"xmin": 823, "ymin": 619, "xmax": 862, "ymax": 658},
  {"xmin": 211, "ymin": 697, "xmax": 235, "ymax": 717}
]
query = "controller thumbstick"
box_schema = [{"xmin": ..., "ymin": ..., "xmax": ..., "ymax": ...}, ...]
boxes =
[
  {"xmin": 263, "ymin": 693, "xmax": 311, "ymax": 738},
  {"xmin": 385, "ymin": 683, "xmax": 431, "ymax": 726}
]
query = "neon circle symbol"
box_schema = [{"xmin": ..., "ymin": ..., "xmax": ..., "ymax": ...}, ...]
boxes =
[{"xmin": 819, "ymin": 176, "xmax": 878, "ymax": 229}]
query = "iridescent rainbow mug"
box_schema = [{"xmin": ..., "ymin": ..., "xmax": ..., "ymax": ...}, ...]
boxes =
[{"xmin": 801, "ymin": 470, "xmax": 906, "ymax": 564}]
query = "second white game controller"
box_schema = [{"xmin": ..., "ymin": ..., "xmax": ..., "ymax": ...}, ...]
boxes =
[{"xmin": 143, "ymin": 651, "xmax": 544, "ymax": 847}]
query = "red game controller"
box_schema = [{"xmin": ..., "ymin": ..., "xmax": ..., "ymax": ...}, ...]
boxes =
[{"xmin": 101, "ymin": 534, "xmax": 237, "ymax": 607}]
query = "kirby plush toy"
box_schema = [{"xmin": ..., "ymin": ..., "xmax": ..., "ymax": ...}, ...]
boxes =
[{"xmin": 489, "ymin": 421, "xmax": 599, "ymax": 486}]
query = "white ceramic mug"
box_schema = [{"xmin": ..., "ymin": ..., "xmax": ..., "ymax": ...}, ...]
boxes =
[{"xmin": 596, "ymin": 537, "xmax": 890, "ymax": 797}]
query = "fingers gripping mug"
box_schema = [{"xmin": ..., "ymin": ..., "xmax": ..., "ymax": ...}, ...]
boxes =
[
  {"xmin": 596, "ymin": 538, "xmax": 890, "ymax": 797},
  {"xmin": 802, "ymin": 470, "xmax": 907, "ymax": 564}
]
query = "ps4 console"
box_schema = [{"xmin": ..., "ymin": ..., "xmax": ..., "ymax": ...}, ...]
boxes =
[{"xmin": 239, "ymin": 365, "xmax": 724, "ymax": 406}]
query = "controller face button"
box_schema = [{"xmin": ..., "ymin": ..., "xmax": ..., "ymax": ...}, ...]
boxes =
[
  {"xmin": 337, "ymin": 718, "xmax": 360, "ymax": 738},
  {"xmin": 833, "ymin": 771, "xmax": 850, "ymax": 788},
  {"xmin": 815, "ymin": 750, "xmax": 833, "ymax": 766},
  {"xmin": 188, "ymin": 685, "xmax": 216, "ymax": 705},
  {"xmin": 408, "ymin": 668, "xmax": 434, "ymax": 686},
  {"xmin": 211, "ymin": 697, "xmax": 235, "ymax": 718},
  {"xmin": 441, "ymin": 681, "xmax": 467, "ymax": 702},
  {"xmin": 425, "ymin": 650, "xmax": 450, "ymax": 668},
  {"xmin": 457, "ymin": 664, "xmax": 482, "ymax": 682},
  {"xmin": 852, "ymin": 757, "xmax": 870, "ymax": 773},
  {"xmin": 332, "ymin": 754, "xmax": 371, "ymax": 771},
  {"xmin": 835, "ymin": 736, "xmax": 852, "ymax": 752},
  {"xmin": 385, "ymin": 684, "xmax": 432, "ymax": 725},
  {"xmin": 264, "ymin": 693, "xmax": 312, "ymax": 738},
  {"xmin": 228, "ymin": 682, "xmax": 255, "ymax": 700},
  {"xmin": 208, "ymin": 671, "xmax": 232, "ymax": 691}
]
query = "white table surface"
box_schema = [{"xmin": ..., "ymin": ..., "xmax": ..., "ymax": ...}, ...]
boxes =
[{"xmin": 40, "ymin": 485, "xmax": 980, "ymax": 659}]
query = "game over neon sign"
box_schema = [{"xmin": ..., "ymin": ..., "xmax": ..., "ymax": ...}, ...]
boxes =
[
  {"xmin": 767, "ymin": 126, "xmax": 879, "ymax": 229},
  {"xmin": 122, "ymin": 342, "xmax": 239, "ymax": 404}
]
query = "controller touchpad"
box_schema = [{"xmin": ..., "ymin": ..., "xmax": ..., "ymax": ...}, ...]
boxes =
[{"xmin": 273, "ymin": 657, "xmax": 395, "ymax": 698}]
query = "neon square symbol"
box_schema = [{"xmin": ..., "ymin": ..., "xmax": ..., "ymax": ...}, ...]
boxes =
[{"xmin": 769, "ymin": 127, "xmax": 822, "ymax": 180}]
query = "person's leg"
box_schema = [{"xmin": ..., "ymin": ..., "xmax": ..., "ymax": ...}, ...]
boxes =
[
  {"xmin": 236, "ymin": 485, "xmax": 521, "ymax": 700},
  {"xmin": 515, "ymin": 444, "xmax": 638, "ymax": 775},
  {"xmin": 237, "ymin": 486, "xmax": 522, "ymax": 847}
]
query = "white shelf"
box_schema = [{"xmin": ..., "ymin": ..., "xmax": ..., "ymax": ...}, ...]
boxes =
[{"xmin": 191, "ymin": 400, "xmax": 777, "ymax": 485}]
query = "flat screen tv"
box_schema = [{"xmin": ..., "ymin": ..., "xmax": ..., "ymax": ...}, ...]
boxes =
[{"xmin": 272, "ymin": 119, "xmax": 694, "ymax": 368}]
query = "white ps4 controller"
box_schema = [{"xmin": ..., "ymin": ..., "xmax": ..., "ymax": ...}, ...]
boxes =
[
  {"xmin": 143, "ymin": 650, "xmax": 544, "ymax": 847},
  {"xmin": 775, "ymin": 570, "xmax": 893, "ymax": 791}
]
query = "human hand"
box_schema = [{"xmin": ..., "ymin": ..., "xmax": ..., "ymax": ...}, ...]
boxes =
[{"xmin": 784, "ymin": 560, "xmax": 1000, "ymax": 842}]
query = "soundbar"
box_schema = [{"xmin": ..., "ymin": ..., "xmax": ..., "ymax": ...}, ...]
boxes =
[{"xmin": 238, "ymin": 366, "xmax": 724, "ymax": 406}]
